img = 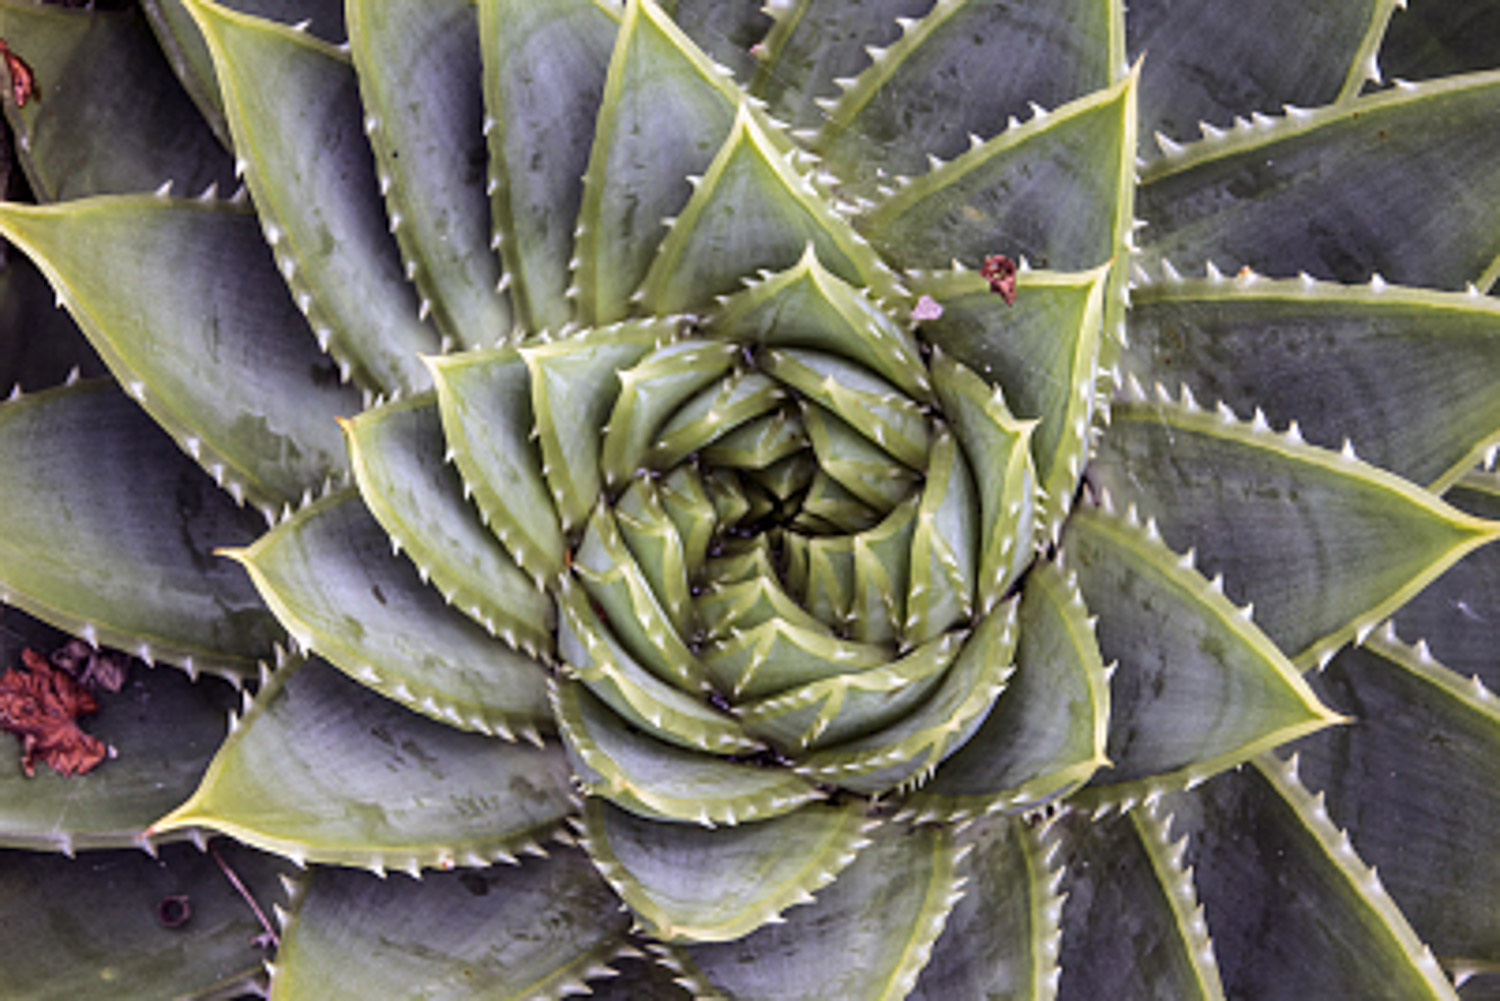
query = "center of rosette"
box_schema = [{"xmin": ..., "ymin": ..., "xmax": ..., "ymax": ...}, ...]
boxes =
[{"xmin": 532, "ymin": 251, "xmax": 1037, "ymax": 811}]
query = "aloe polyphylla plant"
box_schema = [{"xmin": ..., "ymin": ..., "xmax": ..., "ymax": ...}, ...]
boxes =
[{"xmin": 1, "ymin": 0, "xmax": 1499, "ymax": 997}]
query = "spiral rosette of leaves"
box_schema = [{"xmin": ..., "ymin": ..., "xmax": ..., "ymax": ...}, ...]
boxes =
[{"xmin": 2, "ymin": 0, "xmax": 1500, "ymax": 998}]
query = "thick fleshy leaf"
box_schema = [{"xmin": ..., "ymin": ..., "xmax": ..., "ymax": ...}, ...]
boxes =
[
  {"xmin": 1165, "ymin": 756, "xmax": 1457, "ymax": 1000},
  {"xmin": 813, "ymin": 0, "xmax": 1121, "ymax": 193},
  {"xmin": 905, "ymin": 559, "xmax": 1109, "ymax": 819},
  {"xmin": 0, "ymin": 195, "xmax": 360, "ymax": 512},
  {"xmin": 478, "ymin": 0, "xmax": 617, "ymax": 333},
  {"xmin": 183, "ymin": 0, "xmax": 438, "ymax": 393},
  {"xmin": 1063, "ymin": 504, "xmax": 1342, "ymax": 800},
  {"xmin": 930, "ymin": 351, "xmax": 1036, "ymax": 607},
  {"xmin": 857, "ymin": 68, "xmax": 1137, "ymax": 275},
  {"xmin": 0, "ymin": 656, "xmax": 235, "ymax": 852},
  {"xmin": 913, "ymin": 265, "xmax": 1108, "ymax": 528},
  {"xmin": 0, "ymin": 841, "xmax": 293, "ymax": 1001},
  {"xmin": 1128, "ymin": 0, "xmax": 1390, "ymax": 150},
  {"xmin": 600, "ymin": 340, "xmax": 739, "ymax": 492},
  {"xmin": 1089, "ymin": 396, "xmax": 1500, "ymax": 668},
  {"xmin": 749, "ymin": 0, "xmax": 936, "ymax": 129},
  {"xmin": 1378, "ymin": 0, "xmax": 1500, "ymax": 81},
  {"xmin": 794, "ymin": 596, "xmax": 1018, "ymax": 794},
  {"xmin": 343, "ymin": 395, "xmax": 553, "ymax": 655},
  {"xmin": 1124, "ymin": 275, "xmax": 1500, "ymax": 491},
  {"xmin": 764, "ymin": 347, "xmax": 931, "ymax": 467},
  {"xmin": 1052, "ymin": 807, "xmax": 1226, "ymax": 1000},
  {"xmin": 426, "ymin": 347, "xmax": 567, "ymax": 582},
  {"xmin": 582, "ymin": 797, "xmax": 869, "ymax": 944},
  {"xmin": 141, "ymin": 0, "xmax": 347, "ymax": 145},
  {"xmin": 0, "ymin": 382, "xmax": 279, "ymax": 677},
  {"xmin": 640, "ymin": 103, "xmax": 904, "ymax": 313},
  {"xmin": 555, "ymin": 583, "xmax": 746, "ymax": 753},
  {"xmin": 348, "ymin": 0, "xmax": 511, "ymax": 350},
  {"xmin": 709, "ymin": 246, "xmax": 932, "ymax": 401},
  {"xmin": 904, "ymin": 429, "xmax": 978, "ymax": 643},
  {"xmin": 555, "ymin": 681, "xmax": 821, "ymax": 825},
  {"xmin": 736, "ymin": 629, "xmax": 964, "ymax": 752},
  {"xmin": 1140, "ymin": 70, "xmax": 1500, "ymax": 290},
  {"xmin": 226, "ymin": 491, "xmax": 552, "ymax": 737},
  {"xmin": 660, "ymin": 0, "xmax": 771, "ymax": 81},
  {"xmin": 272, "ymin": 849, "xmax": 631, "ymax": 1001},
  {"xmin": 677, "ymin": 819, "xmax": 960, "ymax": 997},
  {"xmin": 1291, "ymin": 629, "xmax": 1500, "ymax": 966},
  {"xmin": 0, "ymin": 2, "xmax": 234, "ymax": 200},
  {"xmin": 573, "ymin": 0, "xmax": 741, "ymax": 324},
  {"xmin": 1394, "ymin": 471, "xmax": 1500, "ymax": 691},
  {"xmin": 523, "ymin": 319, "xmax": 668, "ymax": 532},
  {"xmin": 909, "ymin": 815, "xmax": 1062, "ymax": 1000},
  {"xmin": 153, "ymin": 656, "xmax": 574, "ymax": 871}
]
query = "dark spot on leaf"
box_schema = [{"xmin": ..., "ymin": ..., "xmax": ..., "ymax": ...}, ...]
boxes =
[
  {"xmin": 157, "ymin": 894, "xmax": 192, "ymax": 928},
  {"xmin": 459, "ymin": 872, "xmax": 490, "ymax": 896}
]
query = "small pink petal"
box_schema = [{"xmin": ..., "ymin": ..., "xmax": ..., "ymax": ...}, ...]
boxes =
[{"xmin": 912, "ymin": 295, "xmax": 944, "ymax": 321}]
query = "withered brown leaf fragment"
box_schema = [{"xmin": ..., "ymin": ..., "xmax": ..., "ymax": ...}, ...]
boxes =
[
  {"xmin": 0, "ymin": 648, "xmax": 109, "ymax": 777},
  {"xmin": 980, "ymin": 253, "xmax": 1018, "ymax": 305},
  {"xmin": 0, "ymin": 39, "xmax": 35, "ymax": 108}
]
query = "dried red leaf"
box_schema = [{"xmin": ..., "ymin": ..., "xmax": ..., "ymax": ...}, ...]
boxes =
[
  {"xmin": 0, "ymin": 649, "xmax": 109, "ymax": 777},
  {"xmin": 980, "ymin": 254, "xmax": 1018, "ymax": 305},
  {"xmin": 0, "ymin": 39, "xmax": 35, "ymax": 108}
]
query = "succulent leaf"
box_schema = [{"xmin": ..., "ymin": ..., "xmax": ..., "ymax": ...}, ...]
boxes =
[
  {"xmin": 0, "ymin": 382, "xmax": 279, "ymax": 678},
  {"xmin": 0, "ymin": 840, "xmax": 294, "ymax": 1000},
  {"xmin": 904, "ymin": 558, "xmax": 1109, "ymax": 820},
  {"xmin": 574, "ymin": 0, "xmax": 741, "ymax": 324},
  {"xmin": 1292, "ymin": 630, "xmax": 1500, "ymax": 965},
  {"xmin": 812, "ymin": 0, "xmax": 1122, "ymax": 195},
  {"xmin": 0, "ymin": 662, "xmax": 235, "ymax": 852},
  {"xmin": 0, "ymin": 195, "xmax": 360, "ymax": 512},
  {"xmin": 271, "ymin": 846, "xmax": 632, "ymax": 1001},
  {"xmin": 908, "ymin": 814, "xmax": 1062, "ymax": 1000},
  {"xmin": 343, "ymin": 394, "xmax": 555, "ymax": 655},
  {"xmin": 1125, "ymin": 276, "xmax": 1500, "ymax": 491},
  {"xmin": 675, "ymin": 818, "xmax": 959, "ymax": 997},
  {"xmin": 1052, "ymin": 807, "xmax": 1226, "ymax": 1000},
  {"xmin": 1165, "ymin": 756, "xmax": 1459, "ymax": 999},
  {"xmin": 153, "ymin": 655, "xmax": 574, "ymax": 870},
  {"xmin": 1128, "ymin": 0, "xmax": 1394, "ymax": 151},
  {"xmin": 582, "ymin": 796, "xmax": 868, "ymax": 944},
  {"xmin": 1064, "ymin": 503, "xmax": 1343, "ymax": 800},
  {"xmin": 348, "ymin": 0, "xmax": 511, "ymax": 350},
  {"xmin": 225, "ymin": 490, "xmax": 553, "ymax": 736},
  {"xmin": 857, "ymin": 66, "xmax": 1137, "ymax": 274},
  {"xmin": 1090, "ymin": 397, "xmax": 1500, "ymax": 668},
  {"xmin": 183, "ymin": 0, "xmax": 438, "ymax": 393},
  {"xmin": 1140, "ymin": 70, "xmax": 1500, "ymax": 288},
  {"xmin": 0, "ymin": 1, "xmax": 234, "ymax": 200}
]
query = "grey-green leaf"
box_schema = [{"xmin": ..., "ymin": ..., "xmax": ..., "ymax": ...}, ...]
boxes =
[
  {"xmin": 1140, "ymin": 70, "xmax": 1500, "ymax": 290},
  {"xmin": 227, "ymin": 490, "xmax": 552, "ymax": 738},
  {"xmin": 0, "ymin": 2, "xmax": 234, "ymax": 200},
  {"xmin": 183, "ymin": 0, "xmax": 437, "ymax": 393},
  {"xmin": 348, "ymin": 0, "xmax": 511, "ymax": 351},
  {"xmin": 0, "ymin": 382, "xmax": 280, "ymax": 678},
  {"xmin": 0, "ymin": 841, "xmax": 294, "ymax": 1001},
  {"xmin": 154, "ymin": 655, "xmax": 574, "ymax": 871},
  {"xmin": 0, "ymin": 195, "xmax": 360, "ymax": 512},
  {"xmin": 271, "ymin": 849, "xmax": 631, "ymax": 1001}
]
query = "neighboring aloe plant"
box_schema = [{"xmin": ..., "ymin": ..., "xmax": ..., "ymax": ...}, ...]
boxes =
[{"xmin": 0, "ymin": 0, "xmax": 1498, "ymax": 997}]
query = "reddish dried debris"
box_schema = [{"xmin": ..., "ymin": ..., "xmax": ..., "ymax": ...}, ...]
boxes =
[
  {"xmin": 980, "ymin": 253, "xmax": 1018, "ymax": 305},
  {"xmin": 0, "ymin": 39, "xmax": 35, "ymax": 108},
  {"xmin": 0, "ymin": 648, "xmax": 109, "ymax": 777},
  {"xmin": 50, "ymin": 638, "xmax": 130, "ymax": 693}
]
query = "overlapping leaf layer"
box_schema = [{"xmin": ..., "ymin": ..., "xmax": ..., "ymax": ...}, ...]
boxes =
[{"xmin": 0, "ymin": 0, "xmax": 1498, "ymax": 998}]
